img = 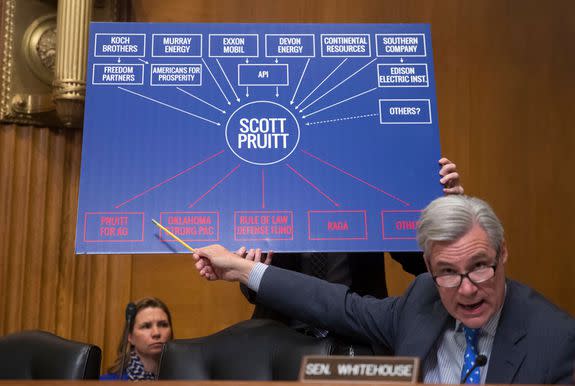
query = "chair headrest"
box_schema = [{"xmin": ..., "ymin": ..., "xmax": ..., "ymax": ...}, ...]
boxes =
[
  {"xmin": 158, "ymin": 319, "xmax": 336, "ymax": 380},
  {"xmin": 0, "ymin": 330, "xmax": 101, "ymax": 379}
]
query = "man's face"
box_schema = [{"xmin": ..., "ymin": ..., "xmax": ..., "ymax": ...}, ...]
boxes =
[{"xmin": 427, "ymin": 223, "xmax": 507, "ymax": 328}]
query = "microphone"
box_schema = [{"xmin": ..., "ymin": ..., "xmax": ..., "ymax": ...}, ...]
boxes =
[
  {"xmin": 460, "ymin": 354, "xmax": 487, "ymax": 384},
  {"xmin": 119, "ymin": 302, "xmax": 137, "ymax": 378},
  {"xmin": 125, "ymin": 302, "xmax": 137, "ymax": 323}
]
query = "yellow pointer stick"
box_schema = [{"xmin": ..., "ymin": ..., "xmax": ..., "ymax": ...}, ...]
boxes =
[{"xmin": 152, "ymin": 219, "xmax": 196, "ymax": 253}]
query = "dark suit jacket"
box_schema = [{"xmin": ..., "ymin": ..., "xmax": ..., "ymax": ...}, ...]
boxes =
[
  {"xmin": 242, "ymin": 251, "xmax": 426, "ymax": 323},
  {"xmin": 257, "ymin": 267, "xmax": 575, "ymax": 384}
]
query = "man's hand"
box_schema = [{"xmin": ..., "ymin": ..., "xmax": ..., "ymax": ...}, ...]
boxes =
[
  {"xmin": 244, "ymin": 248, "xmax": 273, "ymax": 265},
  {"xmin": 193, "ymin": 244, "xmax": 256, "ymax": 283},
  {"xmin": 235, "ymin": 246, "xmax": 273, "ymax": 265},
  {"xmin": 439, "ymin": 157, "xmax": 464, "ymax": 195}
]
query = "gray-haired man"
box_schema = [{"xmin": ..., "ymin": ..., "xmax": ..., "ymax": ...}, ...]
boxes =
[{"xmin": 193, "ymin": 195, "xmax": 575, "ymax": 384}]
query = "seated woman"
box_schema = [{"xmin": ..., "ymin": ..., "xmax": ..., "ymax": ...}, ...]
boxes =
[{"xmin": 101, "ymin": 297, "xmax": 174, "ymax": 380}]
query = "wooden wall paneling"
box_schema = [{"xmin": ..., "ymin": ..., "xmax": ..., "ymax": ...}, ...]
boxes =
[
  {"xmin": 536, "ymin": 1, "xmax": 573, "ymax": 310},
  {"xmin": 21, "ymin": 127, "xmax": 50, "ymax": 329},
  {"xmin": 543, "ymin": 66, "xmax": 575, "ymax": 308},
  {"xmin": 56, "ymin": 128, "xmax": 83, "ymax": 338},
  {"xmin": 432, "ymin": 2, "xmax": 472, "ymax": 175},
  {"xmin": 4, "ymin": 126, "xmax": 33, "ymax": 332},
  {"xmin": 87, "ymin": 254, "xmax": 108, "ymax": 350},
  {"xmin": 71, "ymin": 196, "xmax": 105, "ymax": 345},
  {"xmin": 459, "ymin": 0, "xmax": 575, "ymax": 313},
  {"xmin": 40, "ymin": 129, "xmax": 67, "ymax": 331},
  {"xmin": 71, "ymin": 254, "xmax": 89, "ymax": 341},
  {"xmin": 132, "ymin": 0, "xmax": 389, "ymax": 23},
  {"xmin": 102, "ymin": 254, "xmax": 132, "ymax": 372},
  {"xmin": 520, "ymin": 3, "xmax": 575, "ymax": 308},
  {"xmin": 0, "ymin": 125, "xmax": 16, "ymax": 333},
  {"xmin": 511, "ymin": 9, "xmax": 553, "ymax": 302}
]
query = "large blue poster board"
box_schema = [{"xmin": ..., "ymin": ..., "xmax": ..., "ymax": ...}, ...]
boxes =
[{"xmin": 76, "ymin": 22, "xmax": 442, "ymax": 254}]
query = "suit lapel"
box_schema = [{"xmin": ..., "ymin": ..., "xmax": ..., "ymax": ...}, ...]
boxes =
[
  {"xmin": 486, "ymin": 281, "xmax": 527, "ymax": 384},
  {"xmin": 402, "ymin": 297, "xmax": 451, "ymax": 359}
]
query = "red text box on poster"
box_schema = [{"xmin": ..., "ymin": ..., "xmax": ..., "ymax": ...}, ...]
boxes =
[{"xmin": 234, "ymin": 210, "xmax": 294, "ymax": 241}]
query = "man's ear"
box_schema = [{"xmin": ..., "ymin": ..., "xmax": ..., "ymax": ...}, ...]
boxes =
[
  {"xmin": 424, "ymin": 254, "xmax": 432, "ymax": 272},
  {"xmin": 499, "ymin": 240, "xmax": 508, "ymax": 264}
]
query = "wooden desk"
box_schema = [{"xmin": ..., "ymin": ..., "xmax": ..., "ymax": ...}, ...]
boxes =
[
  {"xmin": 0, "ymin": 382, "xmax": 374, "ymax": 386},
  {"xmin": 0, "ymin": 382, "xmax": 383, "ymax": 385}
]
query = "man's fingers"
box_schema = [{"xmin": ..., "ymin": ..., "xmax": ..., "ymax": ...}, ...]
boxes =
[
  {"xmin": 200, "ymin": 265, "xmax": 215, "ymax": 278},
  {"xmin": 437, "ymin": 159, "xmax": 464, "ymax": 195},
  {"xmin": 264, "ymin": 252, "xmax": 273, "ymax": 265},
  {"xmin": 244, "ymin": 248, "xmax": 255, "ymax": 261},
  {"xmin": 439, "ymin": 162, "xmax": 457, "ymax": 176},
  {"xmin": 440, "ymin": 171, "xmax": 460, "ymax": 186},
  {"xmin": 235, "ymin": 246, "xmax": 247, "ymax": 256},
  {"xmin": 444, "ymin": 186, "xmax": 464, "ymax": 195},
  {"xmin": 254, "ymin": 248, "xmax": 262, "ymax": 263},
  {"xmin": 263, "ymin": 250, "xmax": 274, "ymax": 265},
  {"xmin": 438, "ymin": 157, "xmax": 451, "ymax": 166}
]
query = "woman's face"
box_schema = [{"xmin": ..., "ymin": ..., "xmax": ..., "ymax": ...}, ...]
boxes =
[{"xmin": 128, "ymin": 307, "xmax": 172, "ymax": 359}]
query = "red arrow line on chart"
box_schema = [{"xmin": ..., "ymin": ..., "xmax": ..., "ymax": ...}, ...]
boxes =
[
  {"xmin": 300, "ymin": 149, "xmax": 411, "ymax": 207},
  {"xmin": 286, "ymin": 164, "xmax": 339, "ymax": 207},
  {"xmin": 115, "ymin": 150, "xmax": 226, "ymax": 208},
  {"xmin": 188, "ymin": 164, "xmax": 241, "ymax": 208},
  {"xmin": 261, "ymin": 168, "xmax": 266, "ymax": 209}
]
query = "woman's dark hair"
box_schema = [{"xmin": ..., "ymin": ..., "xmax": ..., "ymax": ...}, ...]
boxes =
[{"xmin": 107, "ymin": 297, "xmax": 174, "ymax": 375}]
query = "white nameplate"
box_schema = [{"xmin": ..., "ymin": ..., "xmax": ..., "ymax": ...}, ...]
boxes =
[{"xmin": 299, "ymin": 355, "xmax": 419, "ymax": 383}]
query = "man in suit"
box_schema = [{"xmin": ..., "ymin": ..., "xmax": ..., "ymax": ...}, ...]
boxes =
[
  {"xmin": 193, "ymin": 195, "xmax": 575, "ymax": 384},
  {"xmin": 239, "ymin": 158, "xmax": 461, "ymax": 335}
]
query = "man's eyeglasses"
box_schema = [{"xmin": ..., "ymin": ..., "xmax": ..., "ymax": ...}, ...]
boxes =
[{"xmin": 432, "ymin": 264, "xmax": 498, "ymax": 288}]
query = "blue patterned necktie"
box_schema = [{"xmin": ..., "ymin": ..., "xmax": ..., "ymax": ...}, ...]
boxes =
[{"xmin": 461, "ymin": 326, "xmax": 481, "ymax": 383}]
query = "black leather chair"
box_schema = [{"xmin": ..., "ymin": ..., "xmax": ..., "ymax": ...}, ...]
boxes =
[
  {"xmin": 158, "ymin": 319, "xmax": 340, "ymax": 380},
  {"xmin": 0, "ymin": 330, "xmax": 101, "ymax": 379}
]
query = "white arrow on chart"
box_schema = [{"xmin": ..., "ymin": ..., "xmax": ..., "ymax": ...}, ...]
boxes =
[
  {"xmin": 302, "ymin": 87, "xmax": 377, "ymax": 119},
  {"xmin": 138, "ymin": 58, "xmax": 149, "ymax": 64},
  {"xmin": 296, "ymin": 58, "xmax": 347, "ymax": 110},
  {"xmin": 118, "ymin": 87, "xmax": 221, "ymax": 126},
  {"xmin": 305, "ymin": 113, "xmax": 378, "ymax": 126},
  {"xmin": 177, "ymin": 87, "xmax": 226, "ymax": 114},
  {"xmin": 300, "ymin": 58, "xmax": 376, "ymax": 113},
  {"xmin": 290, "ymin": 58, "xmax": 310, "ymax": 105},
  {"xmin": 202, "ymin": 58, "xmax": 231, "ymax": 105},
  {"xmin": 216, "ymin": 59, "xmax": 240, "ymax": 102}
]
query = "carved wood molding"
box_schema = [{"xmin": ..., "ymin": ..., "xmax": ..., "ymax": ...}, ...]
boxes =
[{"xmin": 0, "ymin": 0, "xmax": 131, "ymax": 128}]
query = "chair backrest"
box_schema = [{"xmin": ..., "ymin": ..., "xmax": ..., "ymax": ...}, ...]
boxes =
[
  {"xmin": 158, "ymin": 319, "xmax": 337, "ymax": 380},
  {"xmin": 0, "ymin": 330, "xmax": 101, "ymax": 379}
]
